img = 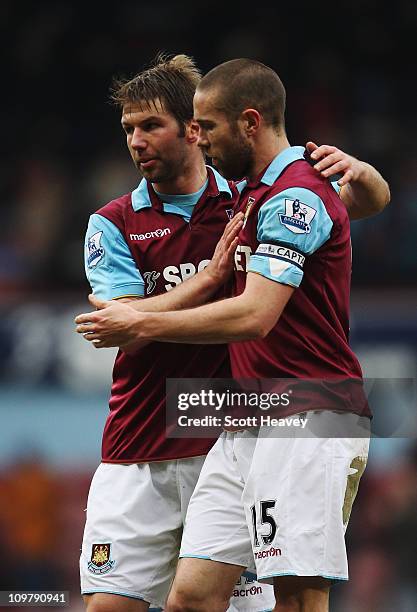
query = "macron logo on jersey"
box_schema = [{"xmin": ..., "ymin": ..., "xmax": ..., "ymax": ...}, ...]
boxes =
[{"xmin": 129, "ymin": 228, "xmax": 171, "ymax": 241}]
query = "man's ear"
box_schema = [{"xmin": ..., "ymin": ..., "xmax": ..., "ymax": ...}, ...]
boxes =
[
  {"xmin": 185, "ymin": 119, "xmax": 200, "ymax": 144},
  {"xmin": 239, "ymin": 109, "xmax": 261, "ymax": 137}
]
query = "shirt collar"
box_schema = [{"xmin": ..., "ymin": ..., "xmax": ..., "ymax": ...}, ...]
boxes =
[
  {"xmin": 131, "ymin": 165, "xmax": 232, "ymax": 212},
  {"xmin": 131, "ymin": 178, "xmax": 152, "ymax": 211},
  {"xmin": 259, "ymin": 146, "xmax": 306, "ymax": 186},
  {"xmin": 205, "ymin": 165, "xmax": 233, "ymax": 198}
]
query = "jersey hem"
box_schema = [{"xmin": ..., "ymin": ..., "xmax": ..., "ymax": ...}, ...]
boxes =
[
  {"xmin": 112, "ymin": 293, "xmax": 144, "ymax": 300},
  {"xmin": 109, "ymin": 282, "xmax": 145, "ymax": 299}
]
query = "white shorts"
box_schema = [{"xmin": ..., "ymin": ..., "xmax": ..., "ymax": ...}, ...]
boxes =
[
  {"xmin": 80, "ymin": 457, "xmax": 275, "ymax": 610},
  {"xmin": 181, "ymin": 412, "xmax": 369, "ymax": 583}
]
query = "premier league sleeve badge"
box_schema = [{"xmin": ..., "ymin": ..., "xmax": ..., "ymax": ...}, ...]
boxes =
[
  {"xmin": 87, "ymin": 231, "xmax": 105, "ymax": 268},
  {"xmin": 279, "ymin": 198, "xmax": 317, "ymax": 234}
]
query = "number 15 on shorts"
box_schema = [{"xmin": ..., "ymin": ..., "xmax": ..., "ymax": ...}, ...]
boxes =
[{"xmin": 250, "ymin": 499, "xmax": 278, "ymax": 547}]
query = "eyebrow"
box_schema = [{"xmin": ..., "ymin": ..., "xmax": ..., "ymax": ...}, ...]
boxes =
[{"xmin": 196, "ymin": 118, "xmax": 215, "ymax": 127}]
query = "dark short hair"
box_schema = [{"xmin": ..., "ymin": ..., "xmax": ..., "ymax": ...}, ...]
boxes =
[
  {"xmin": 198, "ymin": 58, "xmax": 286, "ymax": 129},
  {"xmin": 111, "ymin": 53, "xmax": 201, "ymax": 131}
]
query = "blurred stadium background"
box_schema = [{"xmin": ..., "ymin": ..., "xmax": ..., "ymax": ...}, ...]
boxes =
[{"xmin": 0, "ymin": 1, "xmax": 416, "ymax": 610}]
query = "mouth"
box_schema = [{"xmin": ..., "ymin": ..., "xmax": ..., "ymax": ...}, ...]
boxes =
[{"xmin": 137, "ymin": 158, "xmax": 158, "ymax": 169}]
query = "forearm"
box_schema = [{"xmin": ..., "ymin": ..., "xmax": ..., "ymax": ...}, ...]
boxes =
[
  {"xmin": 344, "ymin": 162, "xmax": 390, "ymax": 220},
  {"xmin": 130, "ymin": 268, "xmax": 222, "ymax": 314},
  {"xmin": 134, "ymin": 295, "xmax": 266, "ymax": 344},
  {"xmin": 75, "ymin": 272, "xmax": 294, "ymax": 348}
]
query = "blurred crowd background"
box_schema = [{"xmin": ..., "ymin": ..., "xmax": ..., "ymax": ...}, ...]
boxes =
[{"xmin": 0, "ymin": 1, "xmax": 416, "ymax": 610}]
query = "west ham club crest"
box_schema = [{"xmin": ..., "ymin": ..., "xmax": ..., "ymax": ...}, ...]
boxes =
[{"xmin": 88, "ymin": 543, "xmax": 115, "ymax": 575}]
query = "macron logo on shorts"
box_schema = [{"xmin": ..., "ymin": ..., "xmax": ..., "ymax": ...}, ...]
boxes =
[{"xmin": 254, "ymin": 546, "xmax": 282, "ymax": 560}]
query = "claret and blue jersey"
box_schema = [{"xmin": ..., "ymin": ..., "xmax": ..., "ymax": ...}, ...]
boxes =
[
  {"xmin": 231, "ymin": 146, "xmax": 370, "ymax": 417},
  {"xmin": 85, "ymin": 168, "xmax": 233, "ymax": 299},
  {"xmin": 84, "ymin": 166, "xmax": 237, "ymax": 463}
]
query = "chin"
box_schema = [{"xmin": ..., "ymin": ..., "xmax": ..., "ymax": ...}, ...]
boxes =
[
  {"xmin": 220, "ymin": 165, "xmax": 244, "ymax": 181},
  {"xmin": 141, "ymin": 169, "xmax": 161, "ymax": 182},
  {"xmin": 211, "ymin": 160, "xmax": 231, "ymax": 180}
]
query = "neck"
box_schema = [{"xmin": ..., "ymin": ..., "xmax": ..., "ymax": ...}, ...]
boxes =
[
  {"xmin": 248, "ymin": 130, "xmax": 291, "ymax": 182},
  {"xmin": 153, "ymin": 154, "xmax": 207, "ymax": 195}
]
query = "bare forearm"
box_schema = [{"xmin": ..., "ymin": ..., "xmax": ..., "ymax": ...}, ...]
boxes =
[
  {"xmin": 133, "ymin": 296, "xmax": 265, "ymax": 344},
  {"xmin": 344, "ymin": 162, "xmax": 390, "ymax": 220},
  {"xmin": 131, "ymin": 274, "xmax": 294, "ymax": 345},
  {"xmin": 75, "ymin": 273, "xmax": 293, "ymax": 348}
]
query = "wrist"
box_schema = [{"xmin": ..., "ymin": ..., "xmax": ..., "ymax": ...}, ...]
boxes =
[
  {"xmin": 204, "ymin": 263, "xmax": 226, "ymax": 288},
  {"xmin": 131, "ymin": 311, "xmax": 148, "ymax": 340}
]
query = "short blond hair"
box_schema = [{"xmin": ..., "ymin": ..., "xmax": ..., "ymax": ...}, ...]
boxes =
[{"xmin": 111, "ymin": 53, "xmax": 201, "ymax": 133}]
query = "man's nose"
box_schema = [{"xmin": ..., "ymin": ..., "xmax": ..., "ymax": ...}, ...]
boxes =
[
  {"xmin": 131, "ymin": 128, "xmax": 147, "ymax": 150},
  {"xmin": 197, "ymin": 130, "xmax": 209, "ymax": 149}
]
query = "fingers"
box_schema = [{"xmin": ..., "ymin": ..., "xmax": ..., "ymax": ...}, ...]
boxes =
[
  {"xmin": 313, "ymin": 151, "xmax": 344, "ymax": 171},
  {"xmin": 75, "ymin": 324, "xmax": 101, "ymax": 340},
  {"xmin": 74, "ymin": 311, "xmax": 98, "ymax": 325},
  {"xmin": 316, "ymin": 158, "xmax": 350, "ymax": 177},
  {"xmin": 89, "ymin": 293, "xmax": 109, "ymax": 310},
  {"xmin": 223, "ymin": 217, "xmax": 243, "ymax": 248},
  {"xmin": 91, "ymin": 339, "xmax": 107, "ymax": 348},
  {"xmin": 309, "ymin": 144, "xmax": 337, "ymax": 161},
  {"xmin": 75, "ymin": 295, "xmax": 112, "ymax": 325},
  {"xmin": 305, "ymin": 141, "xmax": 318, "ymax": 153},
  {"xmin": 226, "ymin": 236, "xmax": 239, "ymax": 258},
  {"xmin": 223, "ymin": 212, "xmax": 244, "ymax": 240},
  {"xmin": 310, "ymin": 145, "xmax": 358, "ymax": 185},
  {"xmin": 213, "ymin": 213, "xmax": 243, "ymax": 260},
  {"xmin": 337, "ymin": 168, "xmax": 354, "ymax": 186},
  {"xmin": 75, "ymin": 323, "xmax": 96, "ymax": 334},
  {"xmin": 78, "ymin": 329, "xmax": 110, "ymax": 347}
]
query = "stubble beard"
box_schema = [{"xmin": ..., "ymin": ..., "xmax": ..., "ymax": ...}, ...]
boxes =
[
  {"xmin": 215, "ymin": 134, "xmax": 254, "ymax": 181},
  {"xmin": 138, "ymin": 157, "xmax": 178, "ymax": 185}
]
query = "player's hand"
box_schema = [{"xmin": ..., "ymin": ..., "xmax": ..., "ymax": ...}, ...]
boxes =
[
  {"xmin": 205, "ymin": 212, "xmax": 244, "ymax": 285},
  {"xmin": 306, "ymin": 141, "xmax": 363, "ymax": 187},
  {"xmin": 75, "ymin": 294, "xmax": 143, "ymax": 349}
]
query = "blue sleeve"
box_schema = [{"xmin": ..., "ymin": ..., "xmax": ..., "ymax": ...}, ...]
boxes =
[
  {"xmin": 84, "ymin": 214, "xmax": 145, "ymax": 299},
  {"xmin": 248, "ymin": 187, "xmax": 333, "ymax": 288}
]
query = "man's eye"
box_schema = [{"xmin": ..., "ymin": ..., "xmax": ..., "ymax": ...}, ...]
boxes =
[
  {"xmin": 146, "ymin": 123, "xmax": 159, "ymax": 130},
  {"xmin": 123, "ymin": 126, "xmax": 133, "ymax": 135}
]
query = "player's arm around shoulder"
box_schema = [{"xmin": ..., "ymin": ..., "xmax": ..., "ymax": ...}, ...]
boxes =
[{"xmin": 306, "ymin": 141, "xmax": 390, "ymax": 220}]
